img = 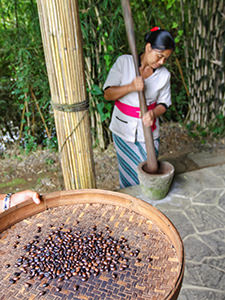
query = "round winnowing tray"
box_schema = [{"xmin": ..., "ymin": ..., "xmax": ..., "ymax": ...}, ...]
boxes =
[{"xmin": 0, "ymin": 189, "xmax": 184, "ymax": 300}]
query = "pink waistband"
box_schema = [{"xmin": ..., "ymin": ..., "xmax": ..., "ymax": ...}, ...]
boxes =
[{"xmin": 115, "ymin": 100, "xmax": 157, "ymax": 131}]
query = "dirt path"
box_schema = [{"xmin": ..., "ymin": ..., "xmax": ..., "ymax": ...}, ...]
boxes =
[{"xmin": 0, "ymin": 122, "xmax": 224, "ymax": 194}]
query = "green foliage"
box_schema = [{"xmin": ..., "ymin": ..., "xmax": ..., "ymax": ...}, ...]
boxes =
[
  {"xmin": 165, "ymin": 87, "xmax": 188, "ymax": 122},
  {"xmin": 45, "ymin": 158, "xmax": 55, "ymax": 166},
  {"xmin": 0, "ymin": 0, "xmax": 55, "ymax": 152},
  {"xmin": 186, "ymin": 113, "xmax": 225, "ymax": 140},
  {"xmin": 209, "ymin": 114, "xmax": 225, "ymax": 137},
  {"xmin": 22, "ymin": 130, "xmax": 37, "ymax": 154}
]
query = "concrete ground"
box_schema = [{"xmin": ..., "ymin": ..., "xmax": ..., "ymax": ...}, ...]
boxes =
[{"xmin": 120, "ymin": 150, "xmax": 225, "ymax": 300}]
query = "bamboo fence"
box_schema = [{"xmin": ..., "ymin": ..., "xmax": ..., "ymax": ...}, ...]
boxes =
[
  {"xmin": 185, "ymin": 0, "xmax": 225, "ymax": 125},
  {"xmin": 37, "ymin": 0, "xmax": 96, "ymax": 190}
]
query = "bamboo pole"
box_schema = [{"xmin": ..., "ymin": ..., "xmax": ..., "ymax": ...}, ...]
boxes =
[{"xmin": 37, "ymin": 0, "xmax": 96, "ymax": 190}]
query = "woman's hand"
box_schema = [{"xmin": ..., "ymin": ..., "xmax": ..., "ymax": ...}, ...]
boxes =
[
  {"xmin": 142, "ymin": 105, "xmax": 167, "ymax": 127},
  {"xmin": 130, "ymin": 76, "xmax": 144, "ymax": 92},
  {"xmin": 142, "ymin": 110, "xmax": 155, "ymax": 127},
  {"xmin": 11, "ymin": 190, "xmax": 41, "ymax": 207},
  {"xmin": 104, "ymin": 76, "xmax": 144, "ymax": 101}
]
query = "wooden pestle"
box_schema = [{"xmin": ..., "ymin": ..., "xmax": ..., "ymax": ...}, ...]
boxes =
[{"xmin": 121, "ymin": 0, "xmax": 158, "ymax": 174}]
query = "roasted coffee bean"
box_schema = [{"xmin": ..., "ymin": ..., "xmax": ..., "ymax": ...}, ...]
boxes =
[
  {"xmin": 9, "ymin": 278, "xmax": 16, "ymax": 284},
  {"xmin": 112, "ymin": 273, "xmax": 117, "ymax": 279},
  {"xmin": 13, "ymin": 276, "xmax": 20, "ymax": 281},
  {"xmin": 17, "ymin": 257, "xmax": 23, "ymax": 263},
  {"xmin": 81, "ymin": 277, "xmax": 87, "ymax": 282},
  {"xmin": 12, "ymin": 225, "xmax": 138, "ymax": 285},
  {"xmin": 74, "ymin": 284, "xmax": 79, "ymax": 291},
  {"xmin": 56, "ymin": 286, "xmax": 62, "ymax": 292},
  {"xmin": 38, "ymin": 291, "xmax": 46, "ymax": 296},
  {"xmin": 25, "ymin": 282, "xmax": 32, "ymax": 288},
  {"xmin": 147, "ymin": 257, "xmax": 153, "ymax": 262},
  {"xmin": 135, "ymin": 249, "xmax": 140, "ymax": 254},
  {"xmin": 5, "ymin": 264, "xmax": 10, "ymax": 268},
  {"xmin": 42, "ymin": 282, "xmax": 49, "ymax": 287},
  {"xmin": 58, "ymin": 277, "xmax": 64, "ymax": 282},
  {"xmin": 121, "ymin": 264, "xmax": 128, "ymax": 270}
]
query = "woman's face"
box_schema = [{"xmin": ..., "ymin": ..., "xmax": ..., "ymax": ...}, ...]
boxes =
[{"xmin": 145, "ymin": 43, "xmax": 173, "ymax": 69}]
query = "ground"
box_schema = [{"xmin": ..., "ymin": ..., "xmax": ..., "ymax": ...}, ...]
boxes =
[{"xmin": 0, "ymin": 122, "xmax": 224, "ymax": 195}]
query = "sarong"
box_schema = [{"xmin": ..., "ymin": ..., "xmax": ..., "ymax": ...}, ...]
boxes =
[{"xmin": 112, "ymin": 133, "xmax": 159, "ymax": 189}]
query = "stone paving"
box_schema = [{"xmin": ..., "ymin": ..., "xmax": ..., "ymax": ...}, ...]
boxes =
[{"xmin": 120, "ymin": 158, "xmax": 225, "ymax": 300}]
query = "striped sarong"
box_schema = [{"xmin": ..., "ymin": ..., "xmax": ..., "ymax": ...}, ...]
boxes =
[{"xmin": 112, "ymin": 133, "xmax": 159, "ymax": 189}]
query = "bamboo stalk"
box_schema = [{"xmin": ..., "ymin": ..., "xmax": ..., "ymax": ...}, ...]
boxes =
[
  {"xmin": 37, "ymin": 0, "xmax": 96, "ymax": 190},
  {"xmin": 187, "ymin": 0, "xmax": 225, "ymax": 126}
]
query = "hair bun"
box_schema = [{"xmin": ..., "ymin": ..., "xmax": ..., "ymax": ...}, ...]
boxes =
[{"xmin": 150, "ymin": 26, "xmax": 160, "ymax": 32}]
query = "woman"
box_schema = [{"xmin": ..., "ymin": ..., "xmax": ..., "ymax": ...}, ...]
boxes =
[
  {"xmin": 0, "ymin": 190, "xmax": 41, "ymax": 213},
  {"xmin": 103, "ymin": 27, "xmax": 175, "ymax": 188}
]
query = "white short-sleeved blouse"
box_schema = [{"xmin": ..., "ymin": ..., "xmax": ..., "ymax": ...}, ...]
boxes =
[{"xmin": 103, "ymin": 55, "xmax": 172, "ymax": 143}]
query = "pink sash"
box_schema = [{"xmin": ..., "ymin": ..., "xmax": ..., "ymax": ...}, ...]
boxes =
[{"xmin": 115, "ymin": 100, "xmax": 157, "ymax": 131}]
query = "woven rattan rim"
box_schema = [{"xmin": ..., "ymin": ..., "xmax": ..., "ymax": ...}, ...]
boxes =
[{"xmin": 0, "ymin": 189, "xmax": 184, "ymax": 300}]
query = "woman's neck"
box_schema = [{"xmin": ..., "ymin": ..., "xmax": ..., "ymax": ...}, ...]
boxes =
[{"xmin": 139, "ymin": 53, "xmax": 153, "ymax": 78}]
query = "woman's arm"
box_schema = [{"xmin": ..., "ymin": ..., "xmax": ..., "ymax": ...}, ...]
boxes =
[
  {"xmin": 104, "ymin": 76, "xmax": 144, "ymax": 101},
  {"xmin": 0, "ymin": 190, "xmax": 41, "ymax": 213}
]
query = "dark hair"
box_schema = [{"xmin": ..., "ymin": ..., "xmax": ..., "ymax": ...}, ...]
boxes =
[{"xmin": 144, "ymin": 29, "xmax": 175, "ymax": 51}]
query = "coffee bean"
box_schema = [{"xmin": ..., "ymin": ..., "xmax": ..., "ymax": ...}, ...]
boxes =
[
  {"xmin": 25, "ymin": 282, "xmax": 32, "ymax": 288},
  {"xmin": 5, "ymin": 264, "xmax": 10, "ymax": 268},
  {"xmin": 42, "ymin": 282, "xmax": 49, "ymax": 287},
  {"xmin": 12, "ymin": 225, "xmax": 138, "ymax": 285},
  {"xmin": 81, "ymin": 277, "xmax": 87, "ymax": 282},
  {"xmin": 9, "ymin": 278, "xmax": 16, "ymax": 284},
  {"xmin": 13, "ymin": 277, "xmax": 20, "ymax": 281}
]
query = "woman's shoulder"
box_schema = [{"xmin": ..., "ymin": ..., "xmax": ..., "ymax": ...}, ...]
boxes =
[
  {"xmin": 158, "ymin": 66, "xmax": 170, "ymax": 76},
  {"xmin": 156, "ymin": 66, "xmax": 171, "ymax": 80},
  {"xmin": 116, "ymin": 54, "xmax": 133, "ymax": 63},
  {"xmin": 113, "ymin": 55, "xmax": 134, "ymax": 70}
]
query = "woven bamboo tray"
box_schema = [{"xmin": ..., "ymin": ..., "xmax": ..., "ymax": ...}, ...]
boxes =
[{"xmin": 0, "ymin": 189, "xmax": 184, "ymax": 300}]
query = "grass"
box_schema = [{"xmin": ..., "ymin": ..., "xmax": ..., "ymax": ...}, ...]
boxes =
[{"xmin": 0, "ymin": 178, "xmax": 27, "ymax": 189}]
